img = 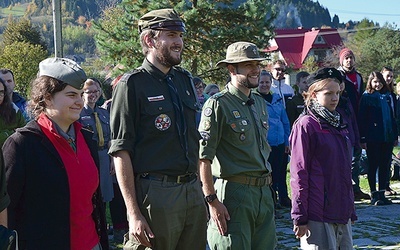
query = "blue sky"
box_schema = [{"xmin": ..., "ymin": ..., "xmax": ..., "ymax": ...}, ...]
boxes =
[{"xmin": 314, "ymin": 0, "xmax": 400, "ymax": 28}]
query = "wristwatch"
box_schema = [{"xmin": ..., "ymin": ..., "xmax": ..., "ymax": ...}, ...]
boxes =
[{"xmin": 205, "ymin": 194, "xmax": 217, "ymax": 203}]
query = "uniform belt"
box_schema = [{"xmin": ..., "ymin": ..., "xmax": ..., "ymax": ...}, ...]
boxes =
[
  {"xmin": 140, "ymin": 173, "xmax": 197, "ymax": 184},
  {"xmin": 223, "ymin": 174, "xmax": 272, "ymax": 187}
]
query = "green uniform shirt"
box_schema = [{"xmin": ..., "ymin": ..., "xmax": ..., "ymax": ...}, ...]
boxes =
[
  {"xmin": 199, "ymin": 83, "xmax": 271, "ymax": 178},
  {"xmin": 109, "ymin": 59, "xmax": 200, "ymax": 175}
]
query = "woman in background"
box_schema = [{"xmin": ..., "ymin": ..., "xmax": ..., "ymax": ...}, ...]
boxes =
[
  {"xmin": 80, "ymin": 78, "xmax": 114, "ymax": 203},
  {"xmin": 358, "ymin": 71, "xmax": 397, "ymax": 205},
  {"xmin": 254, "ymin": 70, "xmax": 291, "ymax": 209},
  {"xmin": 0, "ymin": 78, "xmax": 26, "ymax": 147},
  {"xmin": 204, "ymin": 83, "xmax": 220, "ymax": 97},
  {"xmin": 3, "ymin": 57, "xmax": 108, "ymax": 249}
]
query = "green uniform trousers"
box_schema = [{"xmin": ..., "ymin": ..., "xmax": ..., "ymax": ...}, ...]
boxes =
[
  {"xmin": 124, "ymin": 176, "xmax": 207, "ymax": 250},
  {"xmin": 207, "ymin": 179, "xmax": 277, "ymax": 250}
]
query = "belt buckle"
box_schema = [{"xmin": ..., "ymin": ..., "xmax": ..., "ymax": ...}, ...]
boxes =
[{"xmin": 177, "ymin": 175, "xmax": 182, "ymax": 184}]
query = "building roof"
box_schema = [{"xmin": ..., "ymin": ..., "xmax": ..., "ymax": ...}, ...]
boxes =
[{"xmin": 263, "ymin": 28, "xmax": 342, "ymax": 69}]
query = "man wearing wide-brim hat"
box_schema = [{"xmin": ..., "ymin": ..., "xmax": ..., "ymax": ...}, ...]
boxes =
[{"xmin": 198, "ymin": 41, "xmax": 277, "ymax": 249}]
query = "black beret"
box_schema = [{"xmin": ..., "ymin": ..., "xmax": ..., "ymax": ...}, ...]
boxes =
[{"xmin": 307, "ymin": 68, "xmax": 343, "ymax": 86}]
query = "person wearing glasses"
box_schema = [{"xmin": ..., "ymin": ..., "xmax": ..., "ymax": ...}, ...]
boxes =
[
  {"xmin": 270, "ymin": 60, "xmax": 294, "ymax": 108},
  {"xmin": 193, "ymin": 76, "xmax": 210, "ymax": 127},
  {"xmin": 0, "ymin": 78, "xmax": 26, "ymax": 147},
  {"xmin": 80, "ymin": 78, "xmax": 114, "ymax": 204}
]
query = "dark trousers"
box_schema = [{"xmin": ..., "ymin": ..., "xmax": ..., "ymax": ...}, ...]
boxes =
[
  {"xmin": 268, "ymin": 143, "xmax": 289, "ymax": 201},
  {"xmin": 109, "ymin": 182, "xmax": 128, "ymax": 230},
  {"xmin": 352, "ymin": 147, "xmax": 362, "ymax": 192},
  {"xmin": 366, "ymin": 142, "xmax": 393, "ymax": 192}
]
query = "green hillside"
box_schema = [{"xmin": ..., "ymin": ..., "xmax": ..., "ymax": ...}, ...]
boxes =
[{"xmin": 0, "ymin": 2, "xmax": 28, "ymax": 18}]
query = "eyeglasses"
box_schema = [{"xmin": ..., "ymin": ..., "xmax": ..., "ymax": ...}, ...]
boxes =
[
  {"xmin": 0, "ymin": 90, "xmax": 4, "ymax": 97},
  {"xmin": 83, "ymin": 90, "xmax": 100, "ymax": 95},
  {"xmin": 274, "ymin": 68, "xmax": 285, "ymax": 72}
]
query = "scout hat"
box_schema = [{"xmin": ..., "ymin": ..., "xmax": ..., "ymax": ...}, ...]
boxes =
[
  {"xmin": 307, "ymin": 67, "xmax": 343, "ymax": 86},
  {"xmin": 216, "ymin": 42, "xmax": 266, "ymax": 68},
  {"xmin": 39, "ymin": 57, "xmax": 87, "ymax": 90},
  {"xmin": 138, "ymin": 8, "xmax": 186, "ymax": 33}
]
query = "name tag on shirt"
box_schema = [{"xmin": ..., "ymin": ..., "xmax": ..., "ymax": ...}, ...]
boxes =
[{"xmin": 148, "ymin": 95, "xmax": 165, "ymax": 102}]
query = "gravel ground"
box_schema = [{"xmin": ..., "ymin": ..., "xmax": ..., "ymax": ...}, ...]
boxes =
[
  {"xmin": 276, "ymin": 182, "xmax": 400, "ymax": 249},
  {"xmin": 110, "ymin": 183, "xmax": 400, "ymax": 250}
]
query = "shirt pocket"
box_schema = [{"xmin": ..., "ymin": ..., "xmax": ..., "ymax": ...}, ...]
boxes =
[
  {"xmin": 80, "ymin": 116, "xmax": 96, "ymax": 132},
  {"xmin": 143, "ymin": 101, "xmax": 174, "ymax": 133},
  {"xmin": 227, "ymin": 118, "xmax": 252, "ymax": 144}
]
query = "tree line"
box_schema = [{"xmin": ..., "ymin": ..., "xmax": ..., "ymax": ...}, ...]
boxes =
[{"xmin": 1, "ymin": 0, "xmax": 400, "ymax": 99}]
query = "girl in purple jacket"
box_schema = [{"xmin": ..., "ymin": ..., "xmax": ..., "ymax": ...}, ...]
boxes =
[{"xmin": 289, "ymin": 68, "xmax": 357, "ymax": 249}]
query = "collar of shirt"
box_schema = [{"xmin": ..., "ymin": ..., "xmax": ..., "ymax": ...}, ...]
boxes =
[
  {"xmin": 226, "ymin": 82, "xmax": 252, "ymax": 105},
  {"xmin": 53, "ymin": 121, "xmax": 76, "ymax": 142},
  {"xmin": 83, "ymin": 104, "xmax": 97, "ymax": 114},
  {"xmin": 142, "ymin": 58, "xmax": 177, "ymax": 81}
]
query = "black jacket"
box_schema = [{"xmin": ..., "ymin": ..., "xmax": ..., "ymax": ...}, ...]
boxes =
[{"xmin": 3, "ymin": 120, "xmax": 109, "ymax": 250}]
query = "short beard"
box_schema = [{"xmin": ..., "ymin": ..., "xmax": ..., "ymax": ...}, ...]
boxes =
[
  {"xmin": 238, "ymin": 77, "xmax": 258, "ymax": 89},
  {"xmin": 154, "ymin": 40, "xmax": 182, "ymax": 67}
]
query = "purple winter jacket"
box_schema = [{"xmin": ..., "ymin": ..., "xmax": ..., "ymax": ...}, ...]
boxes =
[{"xmin": 289, "ymin": 111, "xmax": 357, "ymax": 226}]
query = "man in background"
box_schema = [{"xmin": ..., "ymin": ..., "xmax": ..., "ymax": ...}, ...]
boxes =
[
  {"xmin": 0, "ymin": 69, "xmax": 28, "ymax": 120},
  {"xmin": 270, "ymin": 60, "xmax": 294, "ymax": 108},
  {"xmin": 337, "ymin": 48, "xmax": 369, "ymax": 201},
  {"xmin": 286, "ymin": 71, "xmax": 310, "ymax": 127}
]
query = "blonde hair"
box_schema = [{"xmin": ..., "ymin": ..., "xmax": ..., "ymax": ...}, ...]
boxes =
[{"xmin": 303, "ymin": 78, "xmax": 339, "ymax": 107}]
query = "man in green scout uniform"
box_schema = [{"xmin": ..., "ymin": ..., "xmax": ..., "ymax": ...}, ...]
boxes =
[
  {"xmin": 109, "ymin": 8, "xmax": 207, "ymax": 250},
  {"xmin": 199, "ymin": 42, "xmax": 277, "ymax": 249}
]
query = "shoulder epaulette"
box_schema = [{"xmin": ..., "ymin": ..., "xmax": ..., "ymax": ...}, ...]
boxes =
[
  {"xmin": 119, "ymin": 67, "xmax": 144, "ymax": 84},
  {"xmin": 210, "ymin": 91, "xmax": 225, "ymax": 100},
  {"xmin": 173, "ymin": 66, "xmax": 193, "ymax": 79}
]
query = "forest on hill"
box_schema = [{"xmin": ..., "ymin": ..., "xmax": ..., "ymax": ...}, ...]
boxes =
[
  {"xmin": 1, "ymin": 0, "xmax": 351, "ymax": 28},
  {"xmin": 1, "ymin": 0, "xmax": 399, "ymax": 99}
]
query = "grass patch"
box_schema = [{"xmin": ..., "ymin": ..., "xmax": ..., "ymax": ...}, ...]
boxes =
[{"xmin": 0, "ymin": 3, "xmax": 28, "ymax": 18}]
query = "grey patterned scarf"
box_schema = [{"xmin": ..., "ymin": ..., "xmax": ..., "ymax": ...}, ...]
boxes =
[{"xmin": 309, "ymin": 100, "xmax": 341, "ymax": 128}]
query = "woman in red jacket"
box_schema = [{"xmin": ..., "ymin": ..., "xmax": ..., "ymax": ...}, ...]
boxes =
[{"xmin": 3, "ymin": 57, "xmax": 109, "ymax": 250}]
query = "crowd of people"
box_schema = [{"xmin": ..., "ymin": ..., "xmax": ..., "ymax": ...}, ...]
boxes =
[{"xmin": 0, "ymin": 7, "xmax": 399, "ymax": 250}]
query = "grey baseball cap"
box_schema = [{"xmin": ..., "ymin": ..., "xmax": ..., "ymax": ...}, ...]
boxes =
[
  {"xmin": 216, "ymin": 42, "xmax": 266, "ymax": 68},
  {"xmin": 39, "ymin": 57, "xmax": 87, "ymax": 90}
]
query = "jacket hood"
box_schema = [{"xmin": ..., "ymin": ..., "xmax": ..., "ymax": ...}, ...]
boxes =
[{"xmin": 15, "ymin": 120, "xmax": 43, "ymax": 136}]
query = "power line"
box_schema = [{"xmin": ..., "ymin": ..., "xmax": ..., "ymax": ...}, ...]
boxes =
[
  {"xmin": 329, "ymin": 9, "xmax": 400, "ymax": 17},
  {"xmin": 274, "ymin": 26, "xmax": 381, "ymax": 39}
]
